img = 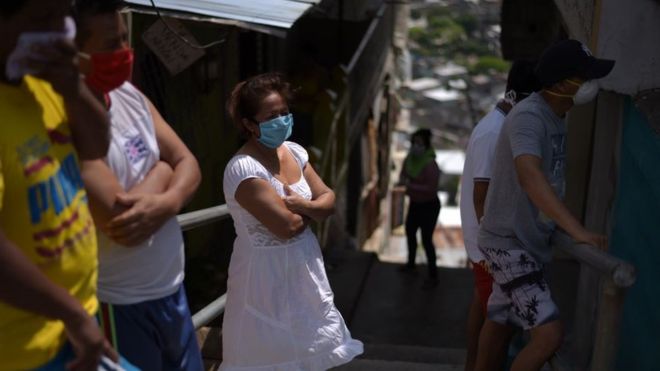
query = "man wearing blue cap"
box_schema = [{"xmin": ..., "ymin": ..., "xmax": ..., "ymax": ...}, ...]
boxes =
[{"xmin": 474, "ymin": 40, "xmax": 615, "ymax": 371}]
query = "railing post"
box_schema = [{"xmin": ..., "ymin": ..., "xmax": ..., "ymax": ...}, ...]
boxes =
[
  {"xmin": 552, "ymin": 232, "xmax": 635, "ymax": 370},
  {"xmin": 590, "ymin": 278, "xmax": 626, "ymax": 371},
  {"xmin": 573, "ymin": 265, "xmax": 600, "ymax": 369}
]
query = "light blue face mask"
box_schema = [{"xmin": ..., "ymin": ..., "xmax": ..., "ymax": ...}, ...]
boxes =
[{"xmin": 257, "ymin": 113, "xmax": 293, "ymax": 149}]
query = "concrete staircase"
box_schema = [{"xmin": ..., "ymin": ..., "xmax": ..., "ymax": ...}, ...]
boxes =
[
  {"xmin": 197, "ymin": 249, "xmax": 472, "ymax": 370},
  {"xmin": 197, "ymin": 328, "xmax": 467, "ymax": 371},
  {"xmin": 332, "ymin": 343, "xmax": 465, "ymax": 370},
  {"xmin": 325, "ymin": 249, "xmax": 469, "ymax": 370}
]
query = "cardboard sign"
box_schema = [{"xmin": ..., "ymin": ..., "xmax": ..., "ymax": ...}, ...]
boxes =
[{"xmin": 142, "ymin": 17, "xmax": 205, "ymax": 76}]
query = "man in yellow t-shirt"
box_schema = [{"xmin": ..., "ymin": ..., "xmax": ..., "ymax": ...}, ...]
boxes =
[{"xmin": 0, "ymin": 0, "xmax": 119, "ymax": 369}]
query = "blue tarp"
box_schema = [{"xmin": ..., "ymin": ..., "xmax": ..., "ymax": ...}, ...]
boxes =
[{"xmin": 611, "ymin": 97, "xmax": 660, "ymax": 370}]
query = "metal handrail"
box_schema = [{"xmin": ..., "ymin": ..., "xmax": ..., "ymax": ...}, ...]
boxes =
[
  {"xmin": 346, "ymin": 4, "xmax": 387, "ymax": 73},
  {"xmin": 177, "ymin": 204, "xmax": 231, "ymax": 329},
  {"xmin": 552, "ymin": 231, "xmax": 635, "ymax": 287},
  {"xmin": 192, "ymin": 293, "xmax": 227, "ymax": 329},
  {"xmin": 320, "ymin": 92, "xmax": 349, "ymax": 176},
  {"xmin": 177, "ymin": 204, "xmax": 230, "ymax": 232}
]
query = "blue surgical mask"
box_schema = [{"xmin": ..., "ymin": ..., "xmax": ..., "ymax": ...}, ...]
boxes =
[{"xmin": 257, "ymin": 113, "xmax": 293, "ymax": 149}]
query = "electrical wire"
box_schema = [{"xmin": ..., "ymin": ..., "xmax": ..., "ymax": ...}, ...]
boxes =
[{"xmin": 148, "ymin": 0, "xmax": 226, "ymax": 49}]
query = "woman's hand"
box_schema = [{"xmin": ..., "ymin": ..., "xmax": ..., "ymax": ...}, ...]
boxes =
[{"xmin": 282, "ymin": 184, "xmax": 311, "ymax": 215}]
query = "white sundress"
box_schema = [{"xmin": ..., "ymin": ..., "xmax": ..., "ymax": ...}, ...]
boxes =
[{"xmin": 220, "ymin": 141, "xmax": 363, "ymax": 371}]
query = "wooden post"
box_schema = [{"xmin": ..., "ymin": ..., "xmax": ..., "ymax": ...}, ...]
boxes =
[
  {"xmin": 591, "ymin": 279, "xmax": 626, "ymax": 371},
  {"xmin": 572, "ymin": 91, "xmax": 624, "ymax": 368}
]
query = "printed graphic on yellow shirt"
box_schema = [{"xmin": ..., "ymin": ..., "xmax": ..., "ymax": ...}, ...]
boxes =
[{"xmin": 0, "ymin": 76, "xmax": 98, "ymax": 370}]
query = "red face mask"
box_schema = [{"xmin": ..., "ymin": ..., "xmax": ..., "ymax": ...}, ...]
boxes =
[{"xmin": 83, "ymin": 48, "xmax": 134, "ymax": 94}]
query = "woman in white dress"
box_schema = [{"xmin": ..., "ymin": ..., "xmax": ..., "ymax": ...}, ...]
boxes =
[{"xmin": 220, "ymin": 73, "xmax": 363, "ymax": 371}]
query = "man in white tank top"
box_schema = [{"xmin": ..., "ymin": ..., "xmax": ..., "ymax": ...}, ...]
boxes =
[{"xmin": 74, "ymin": 1, "xmax": 203, "ymax": 370}]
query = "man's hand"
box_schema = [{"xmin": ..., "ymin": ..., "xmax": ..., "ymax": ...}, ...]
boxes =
[
  {"xmin": 64, "ymin": 312, "xmax": 118, "ymax": 371},
  {"xmin": 27, "ymin": 39, "xmax": 81, "ymax": 99},
  {"xmin": 282, "ymin": 184, "xmax": 310, "ymax": 216},
  {"xmin": 104, "ymin": 192, "xmax": 177, "ymax": 246},
  {"xmin": 573, "ymin": 228, "xmax": 608, "ymax": 250}
]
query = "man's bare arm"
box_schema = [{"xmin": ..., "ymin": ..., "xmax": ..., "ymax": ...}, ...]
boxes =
[
  {"xmin": 103, "ymin": 96, "xmax": 200, "ymax": 245},
  {"xmin": 30, "ymin": 39, "xmax": 110, "ymax": 160},
  {"xmin": 515, "ymin": 155, "xmax": 607, "ymax": 248},
  {"xmin": 0, "ymin": 229, "xmax": 117, "ymax": 366},
  {"xmin": 81, "ymin": 160, "xmax": 173, "ymax": 229},
  {"xmin": 146, "ymin": 98, "xmax": 201, "ymax": 212},
  {"xmin": 0, "ymin": 230, "xmax": 88, "ymax": 323},
  {"xmin": 65, "ymin": 83, "xmax": 111, "ymax": 160},
  {"xmin": 473, "ymin": 180, "xmax": 490, "ymax": 222}
]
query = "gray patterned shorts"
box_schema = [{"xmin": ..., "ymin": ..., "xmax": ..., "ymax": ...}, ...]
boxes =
[{"xmin": 479, "ymin": 245, "xmax": 559, "ymax": 330}]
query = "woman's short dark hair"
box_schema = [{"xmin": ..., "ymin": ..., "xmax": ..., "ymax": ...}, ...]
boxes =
[
  {"xmin": 0, "ymin": 0, "xmax": 26, "ymax": 17},
  {"xmin": 227, "ymin": 72, "xmax": 293, "ymax": 138},
  {"xmin": 411, "ymin": 128, "xmax": 432, "ymax": 149}
]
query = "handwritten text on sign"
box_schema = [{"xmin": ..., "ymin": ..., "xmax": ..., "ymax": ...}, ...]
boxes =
[{"xmin": 142, "ymin": 18, "xmax": 205, "ymax": 76}]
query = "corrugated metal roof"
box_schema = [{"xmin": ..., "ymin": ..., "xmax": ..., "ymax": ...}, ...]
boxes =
[{"xmin": 125, "ymin": 0, "xmax": 320, "ymax": 29}]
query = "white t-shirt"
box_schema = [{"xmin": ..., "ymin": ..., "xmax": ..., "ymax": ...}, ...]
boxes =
[
  {"xmin": 97, "ymin": 82, "xmax": 184, "ymax": 305},
  {"xmin": 460, "ymin": 107, "xmax": 505, "ymax": 263}
]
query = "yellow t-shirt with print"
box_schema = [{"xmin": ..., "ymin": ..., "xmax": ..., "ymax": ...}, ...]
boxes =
[{"xmin": 0, "ymin": 76, "xmax": 98, "ymax": 370}]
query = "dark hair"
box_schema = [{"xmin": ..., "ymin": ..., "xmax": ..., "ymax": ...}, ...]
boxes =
[
  {"xmin": 72, "ymin": 0, "xmax": 125, "ymax": 42},
  {"xmin": 227, "ymin": 72, "xmax": 293, "ymax": 138},
  {"xmin": 411, "ymin": 128, "xmax": 432, "ymax": 149},
  {"xmin": 506, "ymin": 59, "xmax": 542, "ymax": 102},
  {"xmin": 0, "ymin": 0, "xmax": 26, "ymax": 17}
]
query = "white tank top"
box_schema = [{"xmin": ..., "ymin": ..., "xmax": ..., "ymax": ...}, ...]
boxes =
[{"xmin": 97, "ymin": 82, "xmax": 184, "ymax": 305}]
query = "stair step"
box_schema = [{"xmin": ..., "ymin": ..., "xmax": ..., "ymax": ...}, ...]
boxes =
[
  {"xmin": 332, "ymin": 359, "xmax": 463, "ymax": 371},
  {"xmin": 325, "ymin": 249, "xmax": 377, "ymax": 323},
  {"xmin": 361, "ymin": 344, "xmax": 466, "ymax": 364}
]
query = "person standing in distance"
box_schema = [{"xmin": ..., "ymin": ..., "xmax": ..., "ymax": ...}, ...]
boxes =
[{"xmin": 398, "ymin": 129, "xmax": 442, "ymax": 289}]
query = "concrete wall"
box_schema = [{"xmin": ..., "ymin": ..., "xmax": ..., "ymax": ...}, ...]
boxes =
[
  {"xmin": 597, "ymin": 0, "xmax": 660, "ymax": 94},
  {"xmin": 556, "ymin": 0, "xmax": 660, "ymax": 94},
  {"xmin": 500, "ymin": 0, "xmax": 564, "ymax": 60},
  {"xmin": 553, "ymin": 0, "xmax": 594, "ymax": 45}
]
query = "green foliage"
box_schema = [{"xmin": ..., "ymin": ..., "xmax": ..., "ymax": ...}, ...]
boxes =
[
  {"xmin": 455, "ymin": 14, "xmax": 478, "ymax": 36},
  {"xmin": 469, "ymin": 56, "xmax": 510, "ymax": 74},
  {"xmin": 408, "ymin": 5, "xmax": 502, "ymax": 72},
  {"xmin": 429, "ymin": 16, "xmax": 465, "ymax": 44},
  {"xmin": 409, "ymin": 13, "xmax": 466, "ymax": 53},
  {"xmin": 409, "ymin": 26, "xmax": 427, "ymax": 43},
  {"xmin": 455, "ymin": 39, "xmax": 491, "ymax": 56},
  {"xmin": 426, "ymin": 6, "xmax": 451, "ymax": 19}
]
